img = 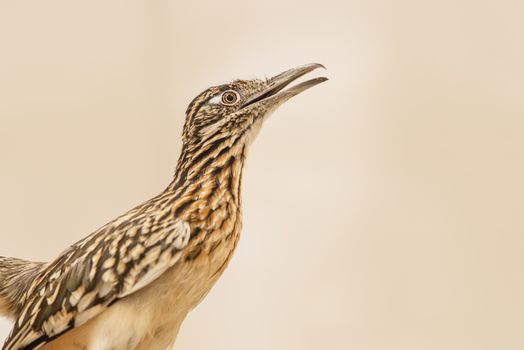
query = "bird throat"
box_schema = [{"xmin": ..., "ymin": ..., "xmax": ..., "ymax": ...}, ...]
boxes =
[{"xmin": 166, "ymin": 135, "xmax": 247, "ymax": 227}]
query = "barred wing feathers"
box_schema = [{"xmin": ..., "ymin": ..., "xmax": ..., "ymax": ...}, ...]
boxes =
[{"xmin": 2, "ymin": 215, "xmax": 190, "ymax": 350}]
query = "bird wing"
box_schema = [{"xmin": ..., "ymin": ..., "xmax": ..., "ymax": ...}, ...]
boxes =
[{"xmin": 2, "ymin": 212, "xmax": 190, "ymax": 350}]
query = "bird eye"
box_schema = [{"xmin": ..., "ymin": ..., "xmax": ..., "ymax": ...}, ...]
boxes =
[{"xmin": 221, "ymin": 90, "xmax": 240, "ymax": 106}]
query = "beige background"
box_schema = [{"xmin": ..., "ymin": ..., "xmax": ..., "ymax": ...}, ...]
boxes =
[{"xmin": 1, "ymin": 1, "xmax": 523, "ymax": 349}]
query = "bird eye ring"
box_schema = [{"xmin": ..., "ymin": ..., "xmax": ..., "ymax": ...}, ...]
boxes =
[{"xmin": 221, "ymin": 90, "xmax": 240, "ymax": 106}]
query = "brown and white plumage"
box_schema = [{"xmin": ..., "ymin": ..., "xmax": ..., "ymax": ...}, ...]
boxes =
[{"xmin": 0, "ymin": 64, "xmax": 327, "ymax": 350}]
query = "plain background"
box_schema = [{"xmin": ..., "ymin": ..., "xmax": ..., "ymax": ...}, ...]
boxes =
[{"xmin": 1, "ymin": 1, "xmax": 523, "ymax": 349}]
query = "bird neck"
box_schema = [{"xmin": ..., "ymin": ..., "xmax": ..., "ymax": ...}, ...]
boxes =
[{"xmin": 164, "ymin": 135, "xmax": 247, "ymax": 219}]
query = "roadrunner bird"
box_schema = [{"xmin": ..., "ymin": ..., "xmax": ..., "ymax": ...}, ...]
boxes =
[{"xmin": 0, "ymin": 63, "xmax": 327, "ymax": 350}]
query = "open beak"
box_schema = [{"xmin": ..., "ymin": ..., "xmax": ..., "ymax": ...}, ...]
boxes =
[{"xmin": 241, "ymin": 63, "xmax": 328, "ymax": 109}]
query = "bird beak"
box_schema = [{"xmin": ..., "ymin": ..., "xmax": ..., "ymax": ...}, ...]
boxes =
[{"xmin": 241, "ymin": 63, "xmax": 328, "ymax": 109}]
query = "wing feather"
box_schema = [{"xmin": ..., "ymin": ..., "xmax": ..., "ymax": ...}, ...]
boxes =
[{"xmin": 2, "ymin": 215, "xmax": 190, "ymax": 350}]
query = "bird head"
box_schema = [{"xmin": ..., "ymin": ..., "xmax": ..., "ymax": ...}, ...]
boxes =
[{"xmin": 181, "ymin": 63, "xmax": 327, "ymax": 151}]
